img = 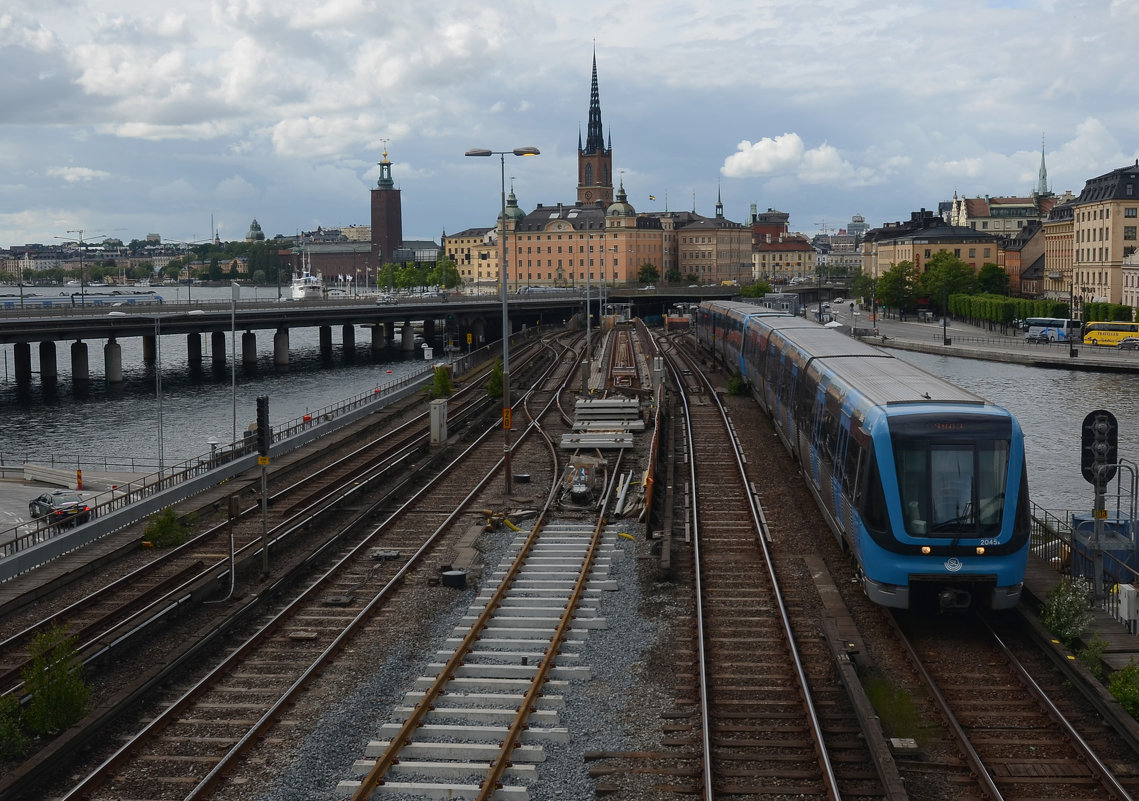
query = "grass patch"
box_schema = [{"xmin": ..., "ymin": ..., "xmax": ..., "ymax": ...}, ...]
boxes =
[{"xmin": 862, "ymin": 670, "xmax": 926, "ymax": 744}]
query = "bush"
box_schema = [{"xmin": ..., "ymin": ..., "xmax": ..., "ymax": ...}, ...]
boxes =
[
  {"xmin": 0, "ymin": 693, "xmax": 27, "ymax": 759},
  {"xmin": 1041, "ymin": 577, "xmax": 1094, "ymax": 648},
  {"xmin": 486, "ymin": 358, "xmax": 503, "ymax": 400},
  {"xmin": 1108, "ymin": 659, "xmax": 1139, "ymax": 720},
  {"xmin": 727, "ymin": 371, "xmax": 747, "ymax": 396},
  {"xmin": 22, "ymin": 626, "xmax": 90, "ymax": 736},
  {"xmin": 143, "ymin": 507, "xmax": 193, "ymax": 548},
  {"xmin": 428, "ymin": 365, "xmax": 454, "ymax": 399},
  {"xmin": 1079, "ymin": 635, "xmax": 1108, "ymax": 681}
]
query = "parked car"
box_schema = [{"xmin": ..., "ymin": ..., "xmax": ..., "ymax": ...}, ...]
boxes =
[
  {"xmin": 1118, "ymin": 337, "xmax": 1139, "ymax": 351},
  {"xmin": 375, "ymin": 294, "xmax": 397, "ymax": 305},
  {"xmin": 1024, "ymin": 332, "xmax": 1051, "ymax": 344},
  {"xmin": 29, "ymin": 490, "xmax": 91, "ymax": 526},
  {"xmin": 832, "ymin": 297, "xmax": 844, "ymax": 304}
]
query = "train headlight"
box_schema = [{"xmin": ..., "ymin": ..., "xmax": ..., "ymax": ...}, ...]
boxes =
[
  {"xmin": 976, "ymin": 547, "xmax": 985, "ymax": 555},
  {"xmin": 921, "ymin": 546, "xmax": 931, "ymax": 555}
]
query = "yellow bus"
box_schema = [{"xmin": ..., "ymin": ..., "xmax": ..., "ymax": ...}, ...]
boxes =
[{"xmin": 1081, "ymin": 320, "xmax": 1139, "ymax": 347}]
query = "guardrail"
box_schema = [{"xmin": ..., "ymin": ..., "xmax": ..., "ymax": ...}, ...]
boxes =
[
  {"xmin": 1031, "ymin": 502, "xmax": 1139, "ymax": 630},
  {"xmin": 0, "ymin": 362, "xmax": 438, "ymax": 560}
]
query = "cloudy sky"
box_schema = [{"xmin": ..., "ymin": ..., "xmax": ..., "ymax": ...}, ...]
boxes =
[{"xmin": 2, "ymin": 0, "xmax": 1137, "ymax": 250}]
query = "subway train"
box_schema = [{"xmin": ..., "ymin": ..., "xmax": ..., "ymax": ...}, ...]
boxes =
[
  {"xmin": 0, "ymin": 292, "xmax": 165, "ymax": 310},
  {"xmin": 695, "ymin": 300, "xmax": 1031, "ymax": 610}
]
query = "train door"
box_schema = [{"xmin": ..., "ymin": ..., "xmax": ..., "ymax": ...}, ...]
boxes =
[
  {"xmin": 808, "ymin": 377, "xmax": 827, "ymax": 490},
  {"xmin": 833, "ymin": 408, "xmax": 851, "ymax": 519}
]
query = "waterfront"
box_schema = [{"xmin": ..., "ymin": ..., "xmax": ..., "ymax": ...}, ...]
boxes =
[
  {"xmin": 1, "ymin": 291, "xmax": 1133, "ymax": 515},
  {"xmin": 0, "ymin": 285, "xmax": 434, "ymax": 467}
]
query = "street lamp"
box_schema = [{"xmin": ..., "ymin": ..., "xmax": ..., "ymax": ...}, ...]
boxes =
[{"xmin": 465, "ymin": 146, "xmax": 540, "ymax": 498}]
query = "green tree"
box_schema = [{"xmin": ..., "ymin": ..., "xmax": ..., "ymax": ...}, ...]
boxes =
[
  {"xmin": 637, "ymin": 263, "xmax": 659, "ymax": 285},
  {"xmin": 378, "ymin": 263, "xmax": 399, "ymax": 292},
  {"xmin": 429, "ymin": 365, "xmax": 454, "ymax": 398},
  {"xmin": 849, "ymin": 267, "xmax": 875, "ymax": 306},
  {"xmin": 486, "ymin": 358, "xmax": 504, "ymax": 400},
  {"xmin": 0, "ymin": 693, "xmax": 27, "ymax": 758},
  {"xmin": 976, "ymin": 263, "xmax": 1009, "ymax": 295},
  {"xmin": 919, "ymin": 251, "xmax": 976, "ymax": 311},
  {"xmin": 664, "ymin": 267, "xmax": 683, "ymax": 284},
  {"xmin": 208, "ymin": 257, "xmax": 223, "ymax": 281},
  {"xmin": 876, "ymin": 261, "xmax": 920, "ymax": 312},
  {"xmin": 739, "ymin": 280, "xmax": 773, "ymax": 298},
  {"xmin": 22, "ymin": 626, "xmax": 90, "ymax": 735}
]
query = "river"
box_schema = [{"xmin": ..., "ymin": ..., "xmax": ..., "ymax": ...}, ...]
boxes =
[{"xmin": 1, "ymin": 290, "xmax": 1132, "ymax": 515}]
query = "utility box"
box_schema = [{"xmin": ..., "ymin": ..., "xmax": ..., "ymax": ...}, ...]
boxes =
[
  {"xmin": 430, "ymin": 398, "xmax": 448, "ymax": 445},
  {"xmin": 1119, "ymin": 584, "xmax": 1139, "ymax": 634}
]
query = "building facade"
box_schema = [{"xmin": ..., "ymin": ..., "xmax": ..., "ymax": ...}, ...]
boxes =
[{"xmin": 1070, "ymin": 161, "xmax": 1139, "ymax": 312}]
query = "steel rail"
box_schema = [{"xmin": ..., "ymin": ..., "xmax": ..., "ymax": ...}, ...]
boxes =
[
  {"xmin": 57, "ymin": 339, "xmax": 565, "ymax": 801},
  {"xmin": 660, "ymin": 336, "xmax": 841, "ymax": 801},
  {"xmin": 349, "ymin": 335, "xmax": 580, "ymax": 801}
]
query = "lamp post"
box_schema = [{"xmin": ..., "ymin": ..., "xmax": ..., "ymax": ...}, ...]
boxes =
[
  {"xmin": 231, "ymin": 281, "xmax": 239, "ymax": 445},
  {"xmin": 465, "ymin": 146, "xmax": 541, "ymax": 498}
]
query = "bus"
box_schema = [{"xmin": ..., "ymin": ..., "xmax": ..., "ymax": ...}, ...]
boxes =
[
  {"xmin": 1081, "ymin": 320, "xmax": 1139, "ymax": 347},
  {"xmin": 1023, "ymin": 317, "xmax": 1080, "ymax": 343}
]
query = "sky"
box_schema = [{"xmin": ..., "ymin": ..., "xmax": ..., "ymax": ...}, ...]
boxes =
[{"xmin": 2, "ymin": 0, "xmax": 1138, "ymax": 250}]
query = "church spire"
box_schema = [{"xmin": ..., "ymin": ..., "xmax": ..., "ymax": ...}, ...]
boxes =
[
  {"xmin": 577, "ymin": 47, "xmax": 613, "ymax": 206},
  {"xmin": 1036, "ymin": 133, "xmax": 1049, "ymax": 196},
  {"xmin": 716, "ymin": 184, "xmax": 724, "ymax": 218},
  {"xmin": 584, "ymin": 49, "xmax": 604, "ymax": 155}
]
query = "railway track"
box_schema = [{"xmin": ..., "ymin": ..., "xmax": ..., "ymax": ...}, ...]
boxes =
[
  {"xmin": 893, "ymin": 610, "xmax": 1139, "ymax": 801},
  {"xmin": 0, "ymin": 336, "xmax": 573, "ymax": 801},
  {"xmin": 657, "ymin": 338, "xmax": 855, "ymax": 799}
]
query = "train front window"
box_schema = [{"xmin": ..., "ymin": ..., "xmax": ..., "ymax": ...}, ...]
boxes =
[{"xmin": 891, "ymin": 418, "xmax": 1010, "ymax": 538}]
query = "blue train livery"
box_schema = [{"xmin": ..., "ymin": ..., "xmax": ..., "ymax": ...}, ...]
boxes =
[{"xmin": 696, "ymin": 299, "xmax": 1031, "ymax": 611}]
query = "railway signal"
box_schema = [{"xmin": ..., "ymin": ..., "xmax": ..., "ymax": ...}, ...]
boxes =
[
  {"xmin": 1080, "ymin": 409, "xmax": 1117, "ymax": 490},
  {"xmin": 256, "ymin": 396, "xmax": 270, "ymax": 457}
]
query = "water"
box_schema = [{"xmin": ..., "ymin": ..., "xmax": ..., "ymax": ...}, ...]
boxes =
[
  {"xmin": 0, "ymin": 285, "xmax": 433, "ymax": 466},
  {"xmin": 1, "ymin": 293, "xmax": 1132, "ymax": 515},
  {"xmin": 891, "ymin": 351, "xmax": 1139, "ymax": 515}
]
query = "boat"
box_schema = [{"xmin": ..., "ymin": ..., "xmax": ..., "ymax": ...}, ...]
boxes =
[{"xmin": 291, "ymin": 250, "xmax": 324, "ymax": 300}]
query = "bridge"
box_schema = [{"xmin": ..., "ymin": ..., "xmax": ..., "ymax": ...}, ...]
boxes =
[{"xmin": 0, "ymin": 288, "xmax": 737, "ymax": 385}]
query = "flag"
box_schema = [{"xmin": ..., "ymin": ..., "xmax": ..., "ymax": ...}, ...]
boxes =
[{"xmin": 649, "ymin": 195, "xmax": 656, "ymax": 201}]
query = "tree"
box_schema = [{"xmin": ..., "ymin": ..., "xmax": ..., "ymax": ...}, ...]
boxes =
[
  {"xmin": 919, "ymin": 251, "xmax": 976, "ymax": 311},
  {"xmin": 739, "ymin": 280, "xmax": 773, "ymax": 298},
  {"xmin": 850, "ymin": 267, "xmax": 875, "ymax": 305},
  {"xmin": 875, "ymin": 261, "xmax": 921, "ymax": 311},
  {"xmin": 486, "ymin": 358, "xmax": 504, "ymax": 400},
  {"xmin": 976, "ymin": 263, "xmax": 1010, "ymax": 295},
  {"xmin": 637, "ymin": 263, "xmax": 659, "ymax": 285},
  {"xmin": 664, "ymin": 267, "xmax": 683, "ymax": 284}
]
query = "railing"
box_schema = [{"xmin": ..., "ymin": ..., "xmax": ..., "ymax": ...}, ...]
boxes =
[
  {"xmin": 0, "ymin": 362, "xmax": 437, "ymax": 560},
  {"xmin": 1030, "ymin": 501, "xmax": 1139, "ymax": 630}
]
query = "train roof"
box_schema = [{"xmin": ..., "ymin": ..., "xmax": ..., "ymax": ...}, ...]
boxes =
[{"xmin": 766, "ymin": 322, "xmax": 987, "ymax": 407}]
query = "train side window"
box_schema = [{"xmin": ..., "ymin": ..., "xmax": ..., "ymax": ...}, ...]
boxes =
[
  {"xmin": 845, "ymin": 437, "xmax": 863, "ymax": 494},
  {"xmin": 860, "ymin": 451, "xmax": 889, "ymax": 534}
]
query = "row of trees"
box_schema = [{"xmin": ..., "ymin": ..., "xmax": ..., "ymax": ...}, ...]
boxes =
[{"xmin": 851, "ymin": 250, "xmax": 1137, "ymax": 325}]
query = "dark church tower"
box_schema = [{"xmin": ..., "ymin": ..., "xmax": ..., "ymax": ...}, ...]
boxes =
[
  {"xmin": 370, "ymin": 149, "xmax": 403, "ymax": 266},
  {"xmin": 577, "ymin": 52, "xmax": 613, "ymax": 206}
]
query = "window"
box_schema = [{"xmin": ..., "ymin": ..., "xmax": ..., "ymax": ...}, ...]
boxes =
[
  {"xmin": 1126, "ymin": 208, "xmax": 1137, "ymax": 218},
  {"xmin": 969, "ymin": 248, "xmax": 976, "ymax": 258}
]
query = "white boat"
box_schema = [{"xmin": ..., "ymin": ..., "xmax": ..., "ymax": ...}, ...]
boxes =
[{"xmin": 291, "ymin": 250, "xmax": 324, "ymax": 300}]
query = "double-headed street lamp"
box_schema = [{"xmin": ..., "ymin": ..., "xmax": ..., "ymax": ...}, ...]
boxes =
[{"xmin": 465, "ymin": 146, "xmax": 540, "ymax": 498}]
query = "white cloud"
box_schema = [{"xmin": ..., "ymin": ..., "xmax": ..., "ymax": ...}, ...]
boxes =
[
  {"xmin": 47, "ymin": 166, "xmax": 111, "ymax": 182},
  {"xmin": 721, "ymin": 134, "xmax": 805, "ymax": 177}
]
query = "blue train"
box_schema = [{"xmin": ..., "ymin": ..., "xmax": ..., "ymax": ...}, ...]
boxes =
[{"xmin": 696, "ymin": 300, "xmax": 1031, "ymax": 610}]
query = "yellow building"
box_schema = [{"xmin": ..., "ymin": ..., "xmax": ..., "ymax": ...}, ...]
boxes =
[{"xmin": 1070, "ymin": 161, "xmax": 1139, "ymax": 314}]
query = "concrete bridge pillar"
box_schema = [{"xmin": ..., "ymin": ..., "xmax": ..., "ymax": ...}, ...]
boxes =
[
  {"xmin": 71, "ymin": 341, "xmax": 89, "ymax": 384},
  {"xmin": 104, "ymin": 339, "xmax": 123, "ymax": 384},
  {"xmin": 274, "ymin": 328, "xmax": 290, "ymax": 367},
  {"xmin": 186, "ymin": 333, "xmax": 202, "ymax": 365},
  {"xmin": 242, "ymin": 331, "xmax": 257, "ymax": 366},
  {"xmin": 401, "ymin": 322, "xmax": 415, "ymax": 353},
  {"xmin": 13, "ymin": 342, "xmax": 31, "ymax": 383},
  {"xmin": 142, "ymin": 334, "xmax": 156, "ymax": 364},
  {"xmin": 342, "ymin": 324, "xmax": 356, "ymax": 353},
  {"xmin": 423, "ymin": 319, "xmax": 437, "ymax": 347},
  {"xmin": 384, "ymin": 321, "xmax": 396, "ymax": 346},
  {"xmin": 38, "ymin": 341, "xmax": 57, "ymax": 383},
  {"xmin": 371, "ymin": 324, "xmax": 387, "ymax": 354},
  {"xmin": 319, "ymin": 325, "xmax": 332, "ymax": 356},
  {"xmin": 211, "ymin": 330, "xmax": 227, "ymax": 366}
]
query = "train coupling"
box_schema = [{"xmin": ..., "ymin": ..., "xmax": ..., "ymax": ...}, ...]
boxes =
[{"xmin": 938, "ymin": 588, "xmax": 972, "ymax": 610}]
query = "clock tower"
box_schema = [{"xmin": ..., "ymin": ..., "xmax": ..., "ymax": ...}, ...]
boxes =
[{"xmin": 577, "ymin": 51, "xmax": 613, "ymax": 206}]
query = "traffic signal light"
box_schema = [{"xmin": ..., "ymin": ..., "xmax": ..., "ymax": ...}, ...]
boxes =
[
  {"xmin": 256, "ymin": 396, "xmax": 270, "ymax": 456},
  {"xmin": 1080, "ymin": 409, "xmax": 1117, "ymax": 489}
]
